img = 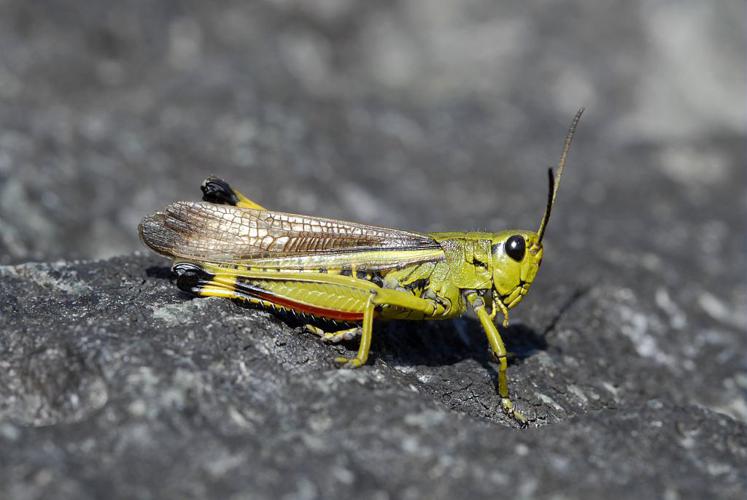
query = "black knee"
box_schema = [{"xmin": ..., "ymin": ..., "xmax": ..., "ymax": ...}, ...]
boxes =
[
  {"xmin": 201, "ymin": 176, "xmax": 240, "ymax": 206},
  {"xmin": 172, "ymin": 262, "xmax": 213, "ymax": 293}
]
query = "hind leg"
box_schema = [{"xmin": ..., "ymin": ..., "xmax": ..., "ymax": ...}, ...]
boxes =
[
  {"xmin": 173, "ymin": 263, "xmax": 365, "ymax": 345},
  {"xmin": 304, "ymin": 324, "xmax": 362, "ymax": 344},
  {"xmin": 172, "ymin": 262, "xmax": 278, "ymax": 310},
  {"xmin": 200, "ymin": 177, "xmax": 265, "ymax": 209}
]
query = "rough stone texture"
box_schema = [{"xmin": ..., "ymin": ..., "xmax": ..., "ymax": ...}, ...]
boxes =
[{"xmin": 1, "ymin": 1, "xmax": 746, "ymax": 499}]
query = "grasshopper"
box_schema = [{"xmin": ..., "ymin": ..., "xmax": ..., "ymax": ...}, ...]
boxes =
[{"xmin": 139, "ymin": 109, "xmax": 583, "ymax": 424}]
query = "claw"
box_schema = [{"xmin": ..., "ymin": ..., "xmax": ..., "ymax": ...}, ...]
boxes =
[{"xmin": 501, "ymin": 398, "xmax": 528, "ymax": 427}]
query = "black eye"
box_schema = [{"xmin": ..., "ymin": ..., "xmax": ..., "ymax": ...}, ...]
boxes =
[{"xmin": 505, "ymin": 235, "xmax": 526, "ymax": 262}]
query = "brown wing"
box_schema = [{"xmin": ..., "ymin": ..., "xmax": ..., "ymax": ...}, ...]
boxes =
[{"xmin": 139, "ymin": 201, "xmax": 441, "ymax": 262}]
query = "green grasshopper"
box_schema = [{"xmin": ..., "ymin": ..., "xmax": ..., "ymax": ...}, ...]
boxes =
[{"xmin": 139, "ymin": 109, "xmax": 583, "ymax": 424}]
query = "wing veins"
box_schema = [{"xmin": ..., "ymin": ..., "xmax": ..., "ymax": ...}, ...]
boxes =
[{"xmin": 139, "ymin": 201, "xmax": 441, "ymax": 263}]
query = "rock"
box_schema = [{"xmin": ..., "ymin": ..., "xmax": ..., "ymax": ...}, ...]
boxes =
[
  {"xmin": 1, "ymin": 253, "xmax": 745, "ymax": 499},
  {"xmin": 1, "ymin": 1, "xmax": 745, "ymax": 499}
]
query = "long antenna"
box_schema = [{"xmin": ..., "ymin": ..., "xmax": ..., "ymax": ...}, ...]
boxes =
[{"xmin": 537, "ymin": 107, "xmax": 584, "ymax": 242}]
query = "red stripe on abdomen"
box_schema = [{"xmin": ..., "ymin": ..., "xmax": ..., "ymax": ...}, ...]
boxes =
[{"xmin": 255, "ymin": 291, "xmax": 365, "ymax": 321}]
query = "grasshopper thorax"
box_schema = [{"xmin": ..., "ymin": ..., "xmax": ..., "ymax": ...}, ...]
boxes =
[{"xmin": 490, "ymin": 230, "xmax": 543, "ymax": 310}]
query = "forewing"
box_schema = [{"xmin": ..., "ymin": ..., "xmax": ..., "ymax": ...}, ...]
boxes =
[{"xmin": 139, "ymin": 201, "xmax": 441, "ymax": 262}]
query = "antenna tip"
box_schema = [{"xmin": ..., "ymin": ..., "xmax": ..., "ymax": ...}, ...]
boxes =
[{"xmin": 570, "ymin": 108, "xmax": 585, "ymax": 128}]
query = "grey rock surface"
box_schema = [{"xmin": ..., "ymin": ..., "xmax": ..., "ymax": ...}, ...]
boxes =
[
  {"xmin": 1, "ymin": 255, "xmax": 746, "ymax": 499},
  {"xmin": 1, "ymin": 1, "xmax": 746, "ymax": 499}
]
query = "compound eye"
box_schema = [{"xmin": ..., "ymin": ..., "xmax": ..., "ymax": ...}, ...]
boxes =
[{"xmin": 505, "ymin": 235, "xmax": 526, "ymax": 262}]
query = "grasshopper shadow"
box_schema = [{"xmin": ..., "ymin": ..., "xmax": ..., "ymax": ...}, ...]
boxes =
[{"xmin": 370, "ymin": 317, "xmax": 549, "ymax": 370}]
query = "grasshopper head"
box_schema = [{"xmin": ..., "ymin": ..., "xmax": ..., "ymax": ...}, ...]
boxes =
[
  {"xmin": 491, "ymin": 108, "xmax": 583, "ymax": 311},
  {"xmin": 491, "ymin": 231, "xmax": 543, "ymax": 310}
]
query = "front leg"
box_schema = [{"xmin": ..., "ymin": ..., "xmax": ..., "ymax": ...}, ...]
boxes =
[{"xmin": 466, "ymin": 292, "xmax": 527, "ymax": 426}]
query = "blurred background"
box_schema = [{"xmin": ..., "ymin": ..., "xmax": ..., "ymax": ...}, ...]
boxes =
[{"xmin": 1, "ymin": 0, "xmax": 743, "ymax": 264}]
